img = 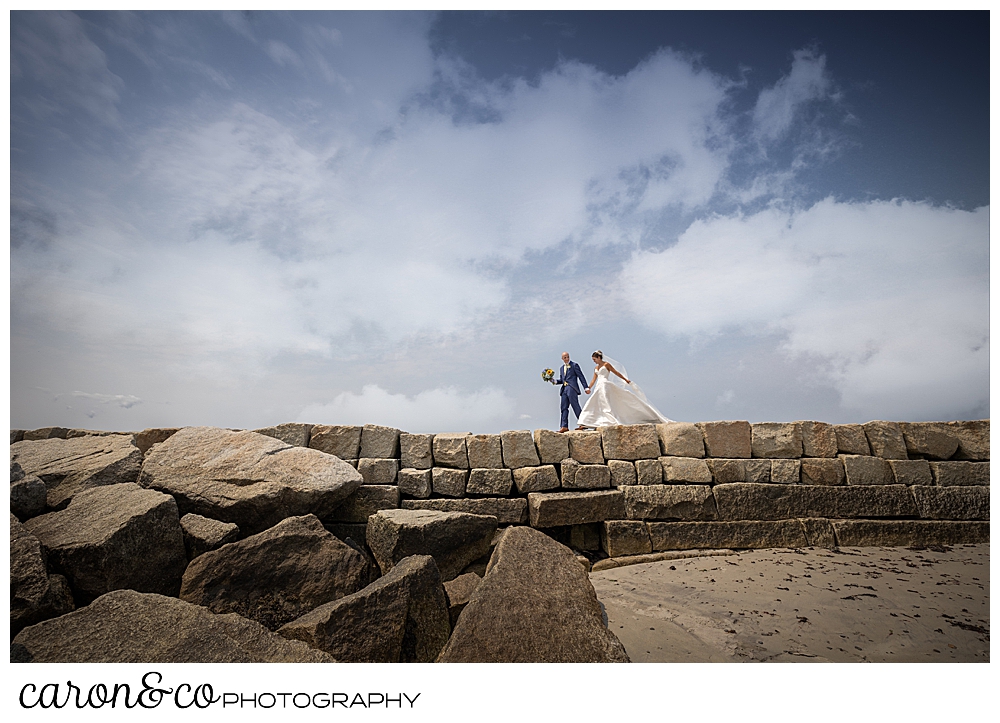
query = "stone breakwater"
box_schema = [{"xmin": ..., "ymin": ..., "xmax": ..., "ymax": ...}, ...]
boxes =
[{"xmin": 9, "ymin": 419, "xmax": 989, "ymax": 663}]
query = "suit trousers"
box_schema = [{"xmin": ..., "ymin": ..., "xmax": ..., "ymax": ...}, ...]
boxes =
[{"xmin": 560, "ymin": 387, "xmax": 582, "ymax": 428}]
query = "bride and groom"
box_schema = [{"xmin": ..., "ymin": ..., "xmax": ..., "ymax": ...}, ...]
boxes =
[{"xmin": 551, "ymin": 350, "xmax": 672, "ymax": 432}]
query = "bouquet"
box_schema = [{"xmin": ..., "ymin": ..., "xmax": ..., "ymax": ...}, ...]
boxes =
[{"xmin": 541, "ymin": 368, "xmax": 555, "ymax": 383}]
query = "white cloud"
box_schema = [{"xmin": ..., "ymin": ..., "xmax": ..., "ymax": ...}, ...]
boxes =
[
  {"xmin": 753, "ymin": 48, "xmax": 832, "ymax": 141},
  {"xmin": 298, "ymin": 384, "xmax": 516, "ymax": 433},
  {"xmin": 64, "ymin": 391, "xmax": 143, "ymax": 409},
  {"xmin": 620, "ymin": 199, "xmax": 989, "ymax": 419}
]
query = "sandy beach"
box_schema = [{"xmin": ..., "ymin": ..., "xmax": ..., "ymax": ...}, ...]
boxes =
[{"xmin": 591, "ymin": 544, "xmax": 989, "ymax": 662}]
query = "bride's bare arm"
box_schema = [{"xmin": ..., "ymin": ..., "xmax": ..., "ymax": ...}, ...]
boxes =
[{"xmin": 605, "ymin": 363, "xmax": 631, "ymax": 385}]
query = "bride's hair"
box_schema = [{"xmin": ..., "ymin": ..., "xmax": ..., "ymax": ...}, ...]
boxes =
[{"xmin": 592, "ymin": 350, "xmax": 603, "ymax": 359}]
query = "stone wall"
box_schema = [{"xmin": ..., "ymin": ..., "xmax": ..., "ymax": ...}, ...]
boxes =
[{"xmin": 14, "ymin": 419, "xmax": 987, "ymax": 560}]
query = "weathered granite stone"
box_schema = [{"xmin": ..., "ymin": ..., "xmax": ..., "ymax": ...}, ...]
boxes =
[
  {"xmin": 360, "ymin": 424, "xmax": 401, "ymax": 459},
  {"xmin": 946, "ymin": 420, "xmax": 989, "ymax": 460},
  {"xmin": 833, "ymin": 520, "xmax": 990, "ymax": 547},
  {"xmin": 662, "ymin": 457, "xmax": 713, "ymax": 484},
  {"xmin": 707, "ymin": 458, "xmax": 746, "ymax": 484},
  {"xmin": 401, "ymin": 498, "xmax": 527, "ymax": 525},
  {"xmin": 23, "ymin": 427, "xmax": 70, "ymax": 441},
  {"xmin": 139, "ymin": 427, "xmax": 363, "ymax": 535},
  {"xmin": 798, "ymin": 518, "xmax": 837, "ymax": 548},
  {"xmin": 133, "ymin": 428, "xmax": 180, "ymax": 455},
  {"xmin": 180, "ymin": 515, "xmax": 371, "ymax": 630},
  {"xmin": 930, "ymin": 461, "xmax": 990, "ymax": 486},
  {"xmin": 601, "ymin": 424, "xmax": 660, "ymax": 461},
  {"xmin": 569, "ymin": 523, "xmax": 602, "ymax": 551},
  {"xmin": 432, "ymin": 433, "xmax": 470, "ymax": 469},
  {"xmin": 534, "ymin": 429, "xmax": 570, "ymax": 464},
  {"xmin": 798, "ymin": 421, "xmax": 838, "ymax": 458},
  {"xmin": 656, "ymin": 422, "xmax": 706, "ymax": 458},
  {"xmin": 567, "ymin": 430, "xmax": 605, "ymax": 464},
  {"xmin": 601, "ymin": 520, "xmax": 653, "ymax": 557},
  {"xmin": 279, "ymin": 554, "xmax": 450, "ymax": 663},
  {"xmin": 623, "ymin": 484, "xmax": 718, "ymax": 521},
  {"xmin": 912, "ymin": 486, "xmax": 989, "ymax": 520},
  {"xmin": 713, "ymin": 483, "xmax": 918, "ymax": 520},
  {"xmin": 11, "ymin": 430, "xmax": 25, "ymax": 444},
  {"xmin": 467, "ymin": 434, "xmax": 503, "ymax": 468},
  {"xmin": 888, "ymin": 459, "xmax": 933, "ymax": 486},
  {"xmin": 443, "ymin": 571, "xmax": 481, "ymax": 627},
  {"xmin": 527, "ymin": 489, "xmax": 625, "ymax": 527},
  {"xmin": 745, "ymin": 459, "xmax": 772, "ymax": 484},
  {"xmin": 751, "ymin": 422, "xmax": 803, "ymax": 459},
  {"xmin": 358, "ymin": 458, "xmax": 399, "ymax": 485},
  {"xmin": 770, "ymin": 459, "xmax": 801, "ymax": 484},
  {"xmin": 11, "ymin": 435, "xmax": 143, "ymax": 510},
  {"xmin": 863, "ymin": 421, "xmax": 908, "ymax": 459},
  {"xmin": 467, "ymin": 468, "xmax": 514, "ymax": 496},
  {"xmin": 565, "ymin": 464, "xmax": 612, "ymax": 490},
  {"xmin": 648, "ymin": 520, "xmax": 808, "ymax": 550},
  {"xmin": 309, "ymin": 424, "xmax": 362, "ymax": 459},
  {"xmin": 397, "ymin": 468, "xmax": 433, "ymax": 498},
  {"xmin": 64, "ymin": 429, "xmax": 121, "ymax": 439},
  {"xmin": 11, "ymin": 461, "xmax": 25, "ymax": 482},
  {"xmin": 697, "ymin": 420, "xmax": 751, "ymax": 458},
  {"xmin": 11, "ymin": 590, "xmax": 334, "ymax": 663},
  {"xmin": 800, "ymin": 458, "xmax": 845, "ymax": 486},
  {"xmin": 501, "ymin": 430, "xmax": 541, "ymax": 468},
  {"xmin": 842, "ymin": 455, "xmax": 894, "ymax": 485},
  {"xmin": 899, "ymin": 422, "xmax": 960, "ymax": 461},
  {"xmin": 24, "ymin": 483, "xmax": 187, "ymax": 601},
  {"xmin": 253, "ymin": 423, "xmax": 312, "ymax": 448},
  {"xmin": 11, "ymin": 474, "xmax": 47, "ymax": 520},
  {"xmin": 400, "ymin": 433, "xmax": 434, "ymax": 470},
  {"xmin": 11, "ymin": 515, "xmax": 74, "ymax": 636},
  {"xmin": 432, "ymin": 467, "xmax": 468, "ymax": 497},
  {"xmin": 179, "ymin": 513, "xmax": 240, "ymax": 559},
  {"xmin": 635, "ymin": 459, "xmax": 663, "ymax": 485},
  {"xmin": 367, "ymin": 508, "xmax": 497, "ymax": 582},
  {"xmin": 513, "ymin": 465, "xmax": 560, "ymax": 493},
  {"xmin": 437, "ymin": 526, "xmax": 629, "ymax": 662},
  {"xmin": 560, "ymin": 458, "xmax": 579, "ymax": 487},
  {"xmin": 327, "ymin": 485, "xmax": 400, "ymax": 523},
  {"xmin": 608, "ymin": 460, "xmax": 637, "ymax": 487},
  {"xmin": 832, "ymin": 424, "xmax": 872, "ymax": 456}
]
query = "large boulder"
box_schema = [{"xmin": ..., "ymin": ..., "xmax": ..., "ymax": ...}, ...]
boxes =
[
  {"xmin": 501, "ymin": 430, "xmax": 541, "ymax": 468},
  {"xmin": 366, "ymin": 509, "xmax": 497, "ymax": 582},
  {"xmin": 566, "ymin": 430, "xmax": 605, "ymax": 463},
  {"xmin": 11, "ymin": 473, "xmax": 48, "ymax": 521},
  {"xmin": 11, "ymin": 515, "xmax": 75, "ymax": 637},
  {"xmin": 751, "ymin": 422, "xmax": 803, "ymax": 458},
  {"xmin": 466, "ymin": 434, "xmax": 503, "ymax": 468},
  {"xmin": 11, "ymin": 590, "xmax": 334, "ymax": 663},
  {"xmin": 133, "ymin": 428, "xmax": 181, "ymax": 455},
  {"xmin": 11, "ymin": 435, "xmax": 143, "ymax": 510},
  {"xmin": 798, "ymin": 421, "xmax": 838, "ymax": 458},
  {"xmin": 946, "ymin": 420, "xmax": 989, "ymax": 460},
  {"xmin": 179, "ymin": 513, "xmax": 240, "ymax": 559},
  {"xmin": 696, "ymin": 421, "xmax": 751, "ymax": 458},
  {"xmin": 401, "ymin": 498, "xmax": 528, "ymax": 525},
  {"xmin": 862, "ymin": 421, "xmax": 908, "ymax": 459},
  {"xmin": 179, "ymin": 515, "xmax": 371, "ymax": 630},
  {"xmin": 533, "ymin": 429, "xmax": 570, "ymax": 464},
  {"xmin": 138, "ymin": 426, "xmax": 363, "ymax": 535},
  {"xmin": 713, "ymin": 483, "xmax": 917, "ymax": 520},
  {"xmin": 23, "ymin": 483, "xmax": 187, "ymax": 602},
  {"xmin": 253, "ymin": 423, "xmax": 312, "ymax": 448},
  {"xmin": 360, "ymin": 424, "xmax": 402, "ymax": 459},
  {"xmin": 622, "ymin": 484, "xmax": 718, "ymax": 521},
  {"xmin": 898, "ymin": 422, "xmax": 959, "ymax": 460},
  {"xmin": 601, "ymin": 424, "xmax": 660, "ymax": 461},
  {"xmin": 400, "ymin": 433, "xmax": 433, "ymax": 469},
  {"xmin": 327, "ymin": 485, "xmax": 399, "ymax": 523},
  {"xmin": 432, "ymin": 434, "xmax": 470, "ymax": 469},
  {"xmin": 309, "ymin": 424, "xmax": 362, "ymax": 459},
  {"xmin": 656, "ymin": 422, "xmax": 706, "ymax": 458},
  {"xmin": 527, "ymin": 489, "xmax": 625, "ymax": 527},
  {"xmin": 279, "ymin": 555, "xmax": 450, "ymax": 663},
  {"xmin": 437, "ymin": 526, "xmax": 629, "ymax": 662}
]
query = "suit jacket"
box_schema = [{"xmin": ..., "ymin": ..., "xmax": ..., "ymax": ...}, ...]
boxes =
[{"xmin": 556, "ymin": 361, "xmax": 589, "ymax": 396}]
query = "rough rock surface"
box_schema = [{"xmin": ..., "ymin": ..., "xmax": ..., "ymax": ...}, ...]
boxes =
[
  {"xmin": 180, "ymin": 513, "xmax": 240, "ymax": 559},
  {"xmin": 623, "ymin": 484, "xmax": 718, "ymax": 521},
  {"xmin": 832, "ymin": 424, "xmax": 872, "ymax": 456},
  {"xmin": 432, "ymin": 467, "xmax": 468, "ymax": 497},
  {"xmin": 360, "ymin": 424, "xmax": 401, "ymax": 459},
  {"xmin": 662, "ymin": 457, "xmax": 713, "ymax": 483},
  {"xmin": 930, "ymin": 461, "xmax": 990, "ymax": 486},
  {"xmin": 309, "ymin": 424, "xmax": 362, "ymax": 459},
  {"xmin": 11, "ymin": 473, "xmax": 48, "ymax": 520},
  {"xmin": 23, "ymin": 427, "xmax": 71, "ymax": 441},
  {"xmin": 134, "ymin": 428, "xmax": 180, "ymax": 455},
  {"xmin": 400, "ymin": 433, "xmax": 433, "ymax": 470},
  {"xmin": 279, "ymin": 554, "xmax": 450, "ymax": 662},
  {"xmin": 466, "ymin": 434, "xmax": 503, "ymax": 468},
  {"xmin": 601, "ymin": 424, "xmax": 660, "ymax": 461},
  {"xmin": 432, "ymin": 433, "xmax": 470, "ymax": 469},
  {"xmin": 24, "ymin": 482, "xmax": 187, "ymax": 601},
  {"xmin": 888, "ymin": 459, "xmax": 933, "ymax": 486},
  {"xmin": 697, "ymin": 421, "xmax": 751, "ymax": 458},
  {"xmin": 11, "ymin": 435, "xmax": 143, "ymax": 510},
  {"xmin": 513, "ymin": 465, "xmax": 560, "ymax": 493},
  {"xmin": 842, "ymin": 454, "xmax": 894, "ymax": 485},
  {"xmin": 401, "ymin": 497, "xmax": 527, "ymax": 525},
  {"xmin": 713, "ymin": 483, "xmax": 918, "ymax": 520},
  {"xmin": 706, "ymin": 459, "xmax": 747, "ymax": 484},
  {"xmin": 138, "ymin": 426, "xmax": 363, "ymax": 535},
  {"xmin": 911, "ymin": 486, "xmax": 989, "ymax": 520},
  {"xmin": 564, "ymin": 463, "xmax": 612, "ymax": 490},
  {"xmin": 397, "ymin": 468, "xmax": 432, "ymax": 498},
  {"xmin": 567, "ymin": 430, "xmax": 605, "ymax": 464},
  {"xmin": 800, "ymin": 458, "xmax": 845, "ymax": 486},
  {"xmin": 180, "ymin": 515, "xmax": 371, "ymax": 630},
  {"xmin": 501, "ymin": 430, "xmax": 541, "ymax": 468},
  {"xmin": 798, "ymin": 421, "xmax": 839, "ymax": 458},
  {"xmin": 608, "ymin": 460, "xmax": 637, "ymax": 487},
  {"xmin": 744, "ymin": 459, "xmax": 772, "ymax": 484},
  {"xmin": 770, "ymin": 459, "xmax": 801, "ymax": 484},
  {"xmin": 751, "ymin": 422, "xmax": 803, "ymax": 459},
  {"xmin": 253, "ymin": 423, "xmax": 312, "ymax": 448},
  {"xmin": 534, "ymin": 429, "xmax": 570, "ymax": 464},
  {"xmin": 899, "ymin": 422, "xmax": 960, "ymax": 460},
  {"xmin": 358, "ymin": 458, "xmax": 399, "ymax": 485},
  {"xmin": 635, "ymin": 459, "xmax": 663, "ymax": 485},
  {"xmin": 648, "ymin": 520, "xmax": 808, "ymax": 550},
  {"xmin": 11, "ymin": 590, "xmax": 334, "ymax": 663},
  {"xmin": 527, "ymin": 489, "xmax": 625, "ymax": 527},
  {"xmin": 656, "ymin": 422, "xmax": 705, "ymax": 458},
  {"xmin": 367, "ymin": 508, "xmax": 498, "ymax": 581},
  {"xmin": 11, "ymin": 515, "xmax": 75, "ymax": 636},
  {"xmin": 443, "ymin": 571, "xmax": 481, "ymax": 626},
  {"xmin": 437, "ymin": 526, "xmax": 629, "ymax": 662},
  {"xmin": 946, "ymin": 420, "xmax": 989, "ymax": 460},
  {"xmin": 862, "ymin": 421, "xmax": 908, "ymax": 459},
  {"xmin": 601, "ymin": 520, "xmax": 653, "ymax": 557},
  {"xmin": 832, "ymin": 520, "xmax": 989, "ymax": 547},
  {"xmin": 467, "ymin": 468, "xmax": 514, "ymax": 496},
  {"xmin": 327, "ymin": 485, "xmax": 399, "ymax": 523}
]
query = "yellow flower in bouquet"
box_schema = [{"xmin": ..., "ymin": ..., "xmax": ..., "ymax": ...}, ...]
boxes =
[{"xmin": 542, "ymin": 368, "xmax": 555, "ymax": 383}]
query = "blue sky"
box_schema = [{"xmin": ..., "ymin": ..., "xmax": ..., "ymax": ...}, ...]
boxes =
[{"xmin": 9, "ymin": 10, "xmax": 989, "ymax": 433}]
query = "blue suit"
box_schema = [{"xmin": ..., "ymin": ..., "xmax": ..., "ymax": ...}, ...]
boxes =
[{"xmin": 555, "ymin": 360, "xmax": 590, "ymax": 429}]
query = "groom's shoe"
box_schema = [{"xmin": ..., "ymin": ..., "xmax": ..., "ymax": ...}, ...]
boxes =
[
  {"xmin": 558, "ymin": 427, "xmax": 569, "ymax": 433},
  {"xmin": 575, "ymin": 425, "xmax": 586, "ymax": 430}
]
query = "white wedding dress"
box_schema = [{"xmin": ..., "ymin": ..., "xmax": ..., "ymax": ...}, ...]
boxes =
[{"xmin": 577, "ymin": 362, "xmax": 673, "ymax": 427}]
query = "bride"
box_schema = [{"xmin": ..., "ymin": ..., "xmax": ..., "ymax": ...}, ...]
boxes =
[{"xmin": 576, "ymin": 350, "xmax": 673, "ymax": 428}]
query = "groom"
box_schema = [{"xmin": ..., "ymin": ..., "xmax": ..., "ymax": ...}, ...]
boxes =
[{"xmin": 552, "ymin": 351, "xmax": 590, "ymax": 432}]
